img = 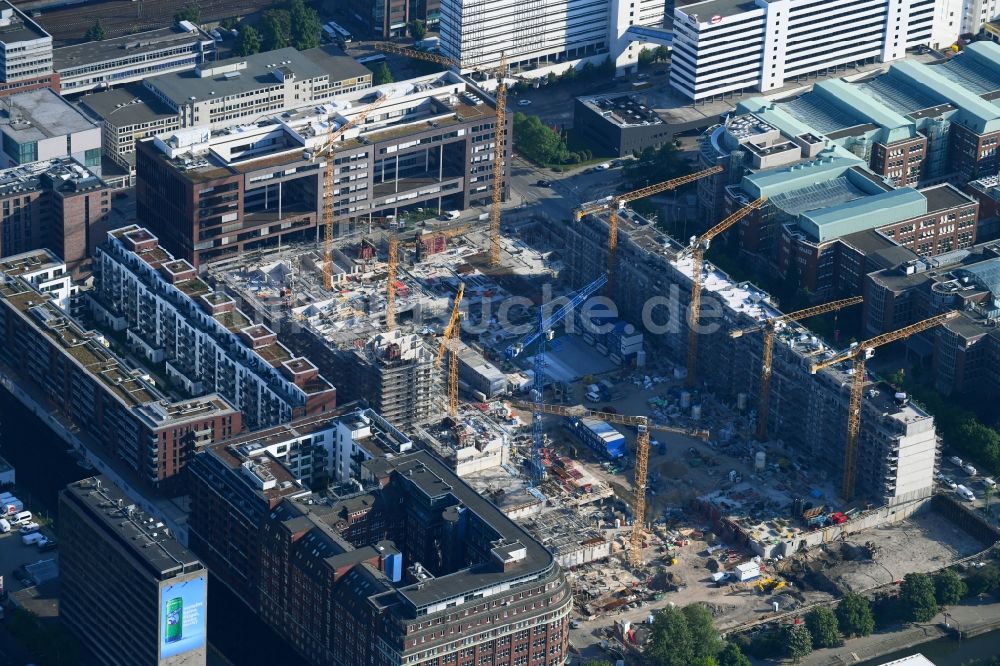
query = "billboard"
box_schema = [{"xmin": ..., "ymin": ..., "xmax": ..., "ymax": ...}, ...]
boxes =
[{"xmin": 158, "ymin": 575, "xmax": 207, "ymax": 660}]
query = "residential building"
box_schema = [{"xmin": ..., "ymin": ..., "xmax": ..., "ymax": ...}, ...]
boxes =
[
  {"xmin": 0, "ymin": 248, "xmax": 77, "ymax": 311},
  {"xmin": 54, "ymin": 23, "xmax": 215, "ymax": 96},
  {"xmin": 135, "ymin": 70, "xmax": 510, "ymax": 266},
  {"xmin": 864, "ymin": 239, "xmax": 1000, "ymax": 394},
  {"xmin": 92, "ymin": 225, "xmax": 336, "ymax": 431},
  {"xmin": 350, "ymin": 330, "xmax": 435, "ymax": 431},
  {"xmin": 0, "ymin": 2, "xmax": 57, "ymax": 98},
  {"xmin": 61, "ymin": 476, "xmax": 208, "ymax": 666},
  {"xmin": 561, "ymin": 205, "xmax": 940, "ymax": 505},
  {"xmin": 669, "ymin": 0, "xmax": 944, "ymax": 101},
  {"xmin": 729, "ymin": 158, "xmax": 979, "ymax": 297},
  {"xmin": 0, "ymin": 158, "xmax": 111, "ymax": 276},
  {"xmin": 0, "ymin": 88, "xmax": 102, "ymax": 175},
  {"xmin": 0, "ymin": 254, "xmax": 240, "ymax": 487},
  {"xmin": 187, "ymin": 436, "xmax": 572, "ymax": 666},
  {"xmin": 347, "ymin": 0, "xmax": 441, "ymax": 37}
]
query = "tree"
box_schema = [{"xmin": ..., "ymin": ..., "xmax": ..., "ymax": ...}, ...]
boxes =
[
  {"xmin": 683, "ymin": 603, "xmax": 723, "ymax": 659},
  {"xmin": 285, "ymin": 0, "xmax": 321, "ymax": 49},
  {"xmin": 646, "ymin": 606, "xmax": 693, "ymax": 666},
  {"xmin": 512, "ymin": 112, "xmax": 567, "ymax": 165},
  {"xmin": 836, "ymin": 594, "xmax": 875, "ymax": 637},
  {"xmin": 372, "ymin": 62, "xmax": 394, "ymax": 85},
  {"xmin": 410, "ymin": 19, "xmax": 427, "ymax": 40},
  {"xmin": 933, "ymin": 569, "xmax": 967, "ymax": 606},
  {"xmin": 967, "ymin": 564, "xmax": 1000, "ymax": 597},
  {"xmin": 85, "ymin": 19, "xmax": 105, "ymax": 41},
  {"xmin": 654, "ymin": 45, "xmax": 670, "ymax": 62},
  {"xmin": 784, "ymin": 624, "xmax": 812, "ymax": 662},
  {"xmin": 638, "ymin": 47, "xmax": 656, "ymax": 66},
  {"xmin": 583, "ymin": 661, "xmax": 613, "ymax": 666},
  {"xmin": 260, "ymin": 9, "xmax": 292, "ymax": 50},
  {"xmin": 986, "ymin": 484, "xmax": 994, "ymax": 516},
  {"xmin": 174, "ymin": 1, "xmax": 201, "ymax": 23},
  {"xmin": 804, "ymin": 607, "xmax": 841, "ymax": 649},
  {"xmin": 235, "ymin": 25, "xmax": 262, "ymax": 56},
  {"xmin": 598, "ymin": 56, "xmax": 615, "ymax": 77},
  {"xmin": 623, "ymin": 143, "xmax": 684, "ymax": 188},
  {"xmin": 717, "ymin": 642, "xmax": 752, "ymax": 666},
  {"xmin": 900, "ymin": 573, "xmax": 939, "ymax": 622}
]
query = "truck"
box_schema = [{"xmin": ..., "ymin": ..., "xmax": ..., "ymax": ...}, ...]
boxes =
[
  {"xmin": 956, "ymin": 485, "xmax": 976, "ymax": 501},
  {"xmin": 2, "ymin": 498, "xmax": 23, "ymax": 515}
]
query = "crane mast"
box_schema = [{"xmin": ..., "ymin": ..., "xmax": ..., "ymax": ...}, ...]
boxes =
[
  {"xmin": 730, "ymin": 296, "xmax": 863, "ymax": 441},
  {"xmin": 810, "ymin": 310, "xmax": 959, "ymax": 499},
  {"xmin": 385, "ymin": 235, "xmax": 399, "ymax": 331},
  {"xmin": 435, "ymin": 284, "xmax": 466, "ymax": 418},
  {"xmin": 684, "ymin": 196, "xmax": 766, "ymax": 387}
]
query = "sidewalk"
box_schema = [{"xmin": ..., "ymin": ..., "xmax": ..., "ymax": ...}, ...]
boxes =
[{"xmin": 791, "ymin": 599, "xmax": 1000, "ymax": 666}]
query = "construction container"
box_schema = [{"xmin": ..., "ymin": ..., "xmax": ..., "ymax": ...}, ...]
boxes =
[
  {"xmin": 734, "ymin": 561, "xmax": 762, "ymax": 581},
  {"xmin": 568, "ymin": 417, "xmax": 626, "ymax": 459}
]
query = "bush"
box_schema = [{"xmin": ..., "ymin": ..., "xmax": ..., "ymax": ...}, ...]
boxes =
[
  {"xmin": 836, "ymin": 594, "xmax": 875, "ymax": 637},
  {"xmin": 745, "ymin": 629, "xmax": 783, "ymax": 660},
  {"xmin": 805, "ymin": 606, "xmax": 841, "ymax": 649},
  {"xmin": 934, "ymin": 569, "xmax": 967, "ymax": 606},
  {"xmin": 967, "ymin": 564, "xmax": 1000, "ymax": 597},
  {"xmin": 900, "ymin": 573, "xmax": 939, "ymax": 622}
]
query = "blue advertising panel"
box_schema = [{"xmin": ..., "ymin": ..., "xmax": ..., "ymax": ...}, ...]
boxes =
[{"xmin": 158, "ymin": 575, "xmax": 207, "ymax": 659}]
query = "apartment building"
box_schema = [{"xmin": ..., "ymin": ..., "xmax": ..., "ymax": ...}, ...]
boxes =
[
  {"xmin": 670, "ymin": 0, "xmax": 942, "ymax": 101},
  {"xmin": 188, "ymin": 437, "xmax": 572, "ymax": 666},
  {"xmin": 0, "ymin": 2, "xmax": 57, "ymax": 98},
  {"xmin": 0, "ymin": 89, "xmax": 102, "ymax": 174},
  {"xmin": 0, "ymin": 254, "xmax": 240, "ymax": 487},
  {"xmin": 54, "ymin": 23, "xmax": 215, "ymax": 96},
  {"xmin": 92, "ymin": 225, "xmax": 336, "ymax": 431},
  {"xmin": 0, "ymin": 158, "xmax": 111, "ymax": 276},
  {"xmin": 864, "ymin": 239, "xmax": 1000, "ymax": 394},
  {"xmin": 61, "ymin": 476, "xmax": 208, "ymax": 666},
  {"xmin": 728, "ymin": 157, "xmax": 979, "ymax": 297},
  {"xmin": 135, "ymin": 71, "xmax": 510, "ymax": 266},
  {"xmin": 560, "ymin": 206, "xmax": 940, "ymax": 504},
  {"xmin": 349, "ymin": 330, "xmax": 435, "ymax": 431}
]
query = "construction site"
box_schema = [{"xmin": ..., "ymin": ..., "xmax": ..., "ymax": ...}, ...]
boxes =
[{"xmin": 179, "ymin": 48, "xmax": 1000, "ymax": 660}]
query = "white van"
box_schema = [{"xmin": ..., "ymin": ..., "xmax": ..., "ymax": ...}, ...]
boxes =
[
  {"xmin": 21, "ymin": 532, "xmax": 43, "ymax": 546},
  {"xmin": 0, "ymin": 518, "xmax": 10, "ymax": 533},
  {"xmin": 11, "ymin": 510, "xmax": 31, "ymax": 525},
  {"xmin": 956, "ymin": 485, "xmax": 976, "ymax": 501}
]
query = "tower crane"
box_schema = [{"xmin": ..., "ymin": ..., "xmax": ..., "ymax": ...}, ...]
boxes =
[
  {"xmin": 506, "ymin": 273, "xmax": 608, "ymax": 483},
  {"xmin": 809, "ymin": 310, "xmax": 959, "ymax": 500},
  {"xmin": 574, "ymin": 166, "xmax": 723, "ymax": 292},
  {"xmin": 318, "ymin": 92, "xmax": 392, "ymax": 290},
  {"xmin": 373, "ymin": 42, "xmax": 510, "ymax": 267},
  {"xmin": 385, "ymin": 235, "xmax": 399, "ymax": 331},
  {"xmin": 435, "ymin": 283, "xmax": 466, "ymax": 417},
  {"xmin": 681, "ymin": 196, "xmax": 767, "ymax": 387},
  {"xmin": 730, "ymin": 296, "xmax": 863, "ymax": 441},
  {"xmin": 511, "ymin": 400, "xmax": 708, "ymax": 567}
]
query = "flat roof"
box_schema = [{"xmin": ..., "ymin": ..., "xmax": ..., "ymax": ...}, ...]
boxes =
[
  {"xmin": 53, "ymin": 24, "xmax": 209, "ymax": 71},
  {"xmin": 0, "ymin": 89, "xmax": 96, "ymax": 142},
  {"xmin": 921, "ymin": 183, "xmax": 974, "ymax": 213},
  {"xmin": 0, "ymin": 2, "xmax": 50, "ymax": 45},
  {"xmin": 146, "ymin": 47, "xmax": 330, "ymax": 105},
  {"xmin": 64, "ymin": 476, "xmax": 203, "ymax": 577},
  {"xmin": 300, "ymin": 45, "xmax": 373, "ymax": 83},
  {"xmin": 79, "ymin": 84, "xmax": 178, "ymax": 128},
  {"xmin": 677, "ymin": 0, "xmax": 760, "ymax": 20}
]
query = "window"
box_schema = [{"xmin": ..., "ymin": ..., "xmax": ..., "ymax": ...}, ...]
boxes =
[{"xmin": 84, "ymin": 148, "xmax": 101, "ymax": 167}]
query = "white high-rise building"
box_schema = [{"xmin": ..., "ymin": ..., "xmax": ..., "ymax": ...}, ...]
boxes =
[{"xmin": 670, "ymin": 0, "xmax": 955, "ymax": 101}]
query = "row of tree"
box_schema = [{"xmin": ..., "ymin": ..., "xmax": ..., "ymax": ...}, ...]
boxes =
[{"xmin": 511, "ymin": 113, "xmax": 593, "ymax": 166}]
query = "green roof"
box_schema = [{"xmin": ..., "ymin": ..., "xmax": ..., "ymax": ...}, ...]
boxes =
[
  {"xmin": 799, "ymin": 188, "xmax": 927, "ymax": 242},
  {"xmin": 889, "ymin": 59, "xmax": 1000, "ymax": 134},
  {"xmin": 742, "ymin": 157, "xmax": 871, "ymax": 199}
]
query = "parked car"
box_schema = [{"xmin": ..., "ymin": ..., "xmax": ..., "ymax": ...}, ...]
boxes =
[
  {"xmin": 517, "ymin": 99, "xmax": 532, "ymax": 106},
  {"xmin": 963, "ymin": 463, "xmax": 978, "ymax": 476},
  {"xmin": 38, "ymin": 538, "xmax": 57, "ymax": 552},
  {"xmin": 535, "ymin": 179, "xmax": 550, "ymax": 187},
  {"xmin": 940, "ymin": 477, "xmax": 958, "ymax": 490},
  {"xmin": 594, "ymin": 162, "xmax": 612, "ymax": 170},
  {"xmin": 950, "ymin": 456, "xmax": 964, "ymax": 466},
  {"xmin": 983, "ymin": 477, "xmax": 996, "ymax": 489},
  {"xmin": 17, "ymin": 522, "xmax": 39, "ymax": 535}
]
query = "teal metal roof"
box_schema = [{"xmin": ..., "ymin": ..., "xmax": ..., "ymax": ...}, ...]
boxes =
[
  {"xmin": 798, "ymin": 188, "xmax": 927, "ymax": 242},
  {"xmin": 742, "ymin": 157, "xmax": 873, "ymax": 200},
  {"xmin": 888, "ymin": 60, "xmax": 1000, "ymax": 134},
  {"xmin": 812, "ymin": 79, "xmax": 916, "ymax": 144}
]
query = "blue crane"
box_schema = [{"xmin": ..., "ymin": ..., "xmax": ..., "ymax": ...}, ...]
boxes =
[{"xmin": 506, "ymin": 273, "xmax": 608, "ymax": 483}]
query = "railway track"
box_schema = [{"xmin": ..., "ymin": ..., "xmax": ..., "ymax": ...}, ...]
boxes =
[{"xmin": 19, "ymin": 0, "xmax": 273, "ymax": 43}]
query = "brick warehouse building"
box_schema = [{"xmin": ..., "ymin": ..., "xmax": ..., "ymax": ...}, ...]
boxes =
[{"xmin": 135, "ymin": 70, "xmax": 510, "ymax": 267}]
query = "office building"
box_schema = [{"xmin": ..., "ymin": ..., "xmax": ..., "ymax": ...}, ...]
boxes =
[
  {"xmin": 669, "ymin": 0, "xmax": 947, "ymax": 101},
  {"xmin": 92, "ymin": 225, "xmax": 336, "ymax": 431},
  {"xmin": 0, "ymin": 89, "xmax": 102, "ymax": 174},
  {"xmin": 864, "ymin": 239, "xmax": 1000, "ymax": 394},
  {"xmin": 61, "ymin": 476, "xmax": 208, "ymax": 666},
  {"xmin": 54, "ymin": 23, "xmax": 215, "ymax": 96},
  {"xmin": 0, "ymin": 2, "xmax": 56, "ymax": 98},
  {"xmin": 561, "ymin": 205, "xmax": 940, "ymax": 505},
  {"xmin": 348, "ymin": 0, "xmax": 441, "ymax": 37},
  {"xmin": 574, "ymin": 93, "xmax": 673, "ymax": 157},
  {"xmin": 135, "ymin": 70, "xmax": 510, "ymax": 266},
  {"xmin": 0, "ymin": 158, "xmax": 111, "ymax": 275},
  {"xmin": 188, "ymin": 435, "xmax": 572, "ymax": 666},
  {"xmin": 0, "ymin": 255, "xmax": 240, "ymax": 486}
]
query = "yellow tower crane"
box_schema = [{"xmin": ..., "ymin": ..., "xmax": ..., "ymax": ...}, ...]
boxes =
[
  {"xmin": 385, "ymin": 235, "xmax": 399, "ymax": 331},
  {"xmin": 810, "ymin": 310, "xmax": 959, "ymax": 500},
  {"xmin": 319, "ymin": 92, "xmax": 392, "ymax": 290},
  {"xmin": 511, "ymin": 400, "xmax": 708, "ymax": 567},
  {"xmin": 373, "ymin": 42, "xmax": 509, "ymax": 267},
  {"xmin": 435, "ymin": 283, "xmax": 466, "ymax": 417},
  {"xmin": 682, "ymin": 196, "xmax": 767, "ymax": 387},
  {"xmin": 574, "ymin": 165, "xmax": 723, "ymax": 292},
  {"xmin": 730, "ymin": 296, "xmax": 863, "ymax": 441}
]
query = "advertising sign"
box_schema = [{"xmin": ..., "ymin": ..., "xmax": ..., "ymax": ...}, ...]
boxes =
[{"xmin": 158, "ymin": 575, "xmax": 206, "ymax": 659}]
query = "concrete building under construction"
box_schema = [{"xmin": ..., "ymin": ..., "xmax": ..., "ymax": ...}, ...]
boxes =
[
  {"xmin": 351, "ymin": 330, "xmax": 435, "ymax": 431},
  {"xmin": 559, "ymin": 208, "xmax": 939, "ymax": 506}
]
